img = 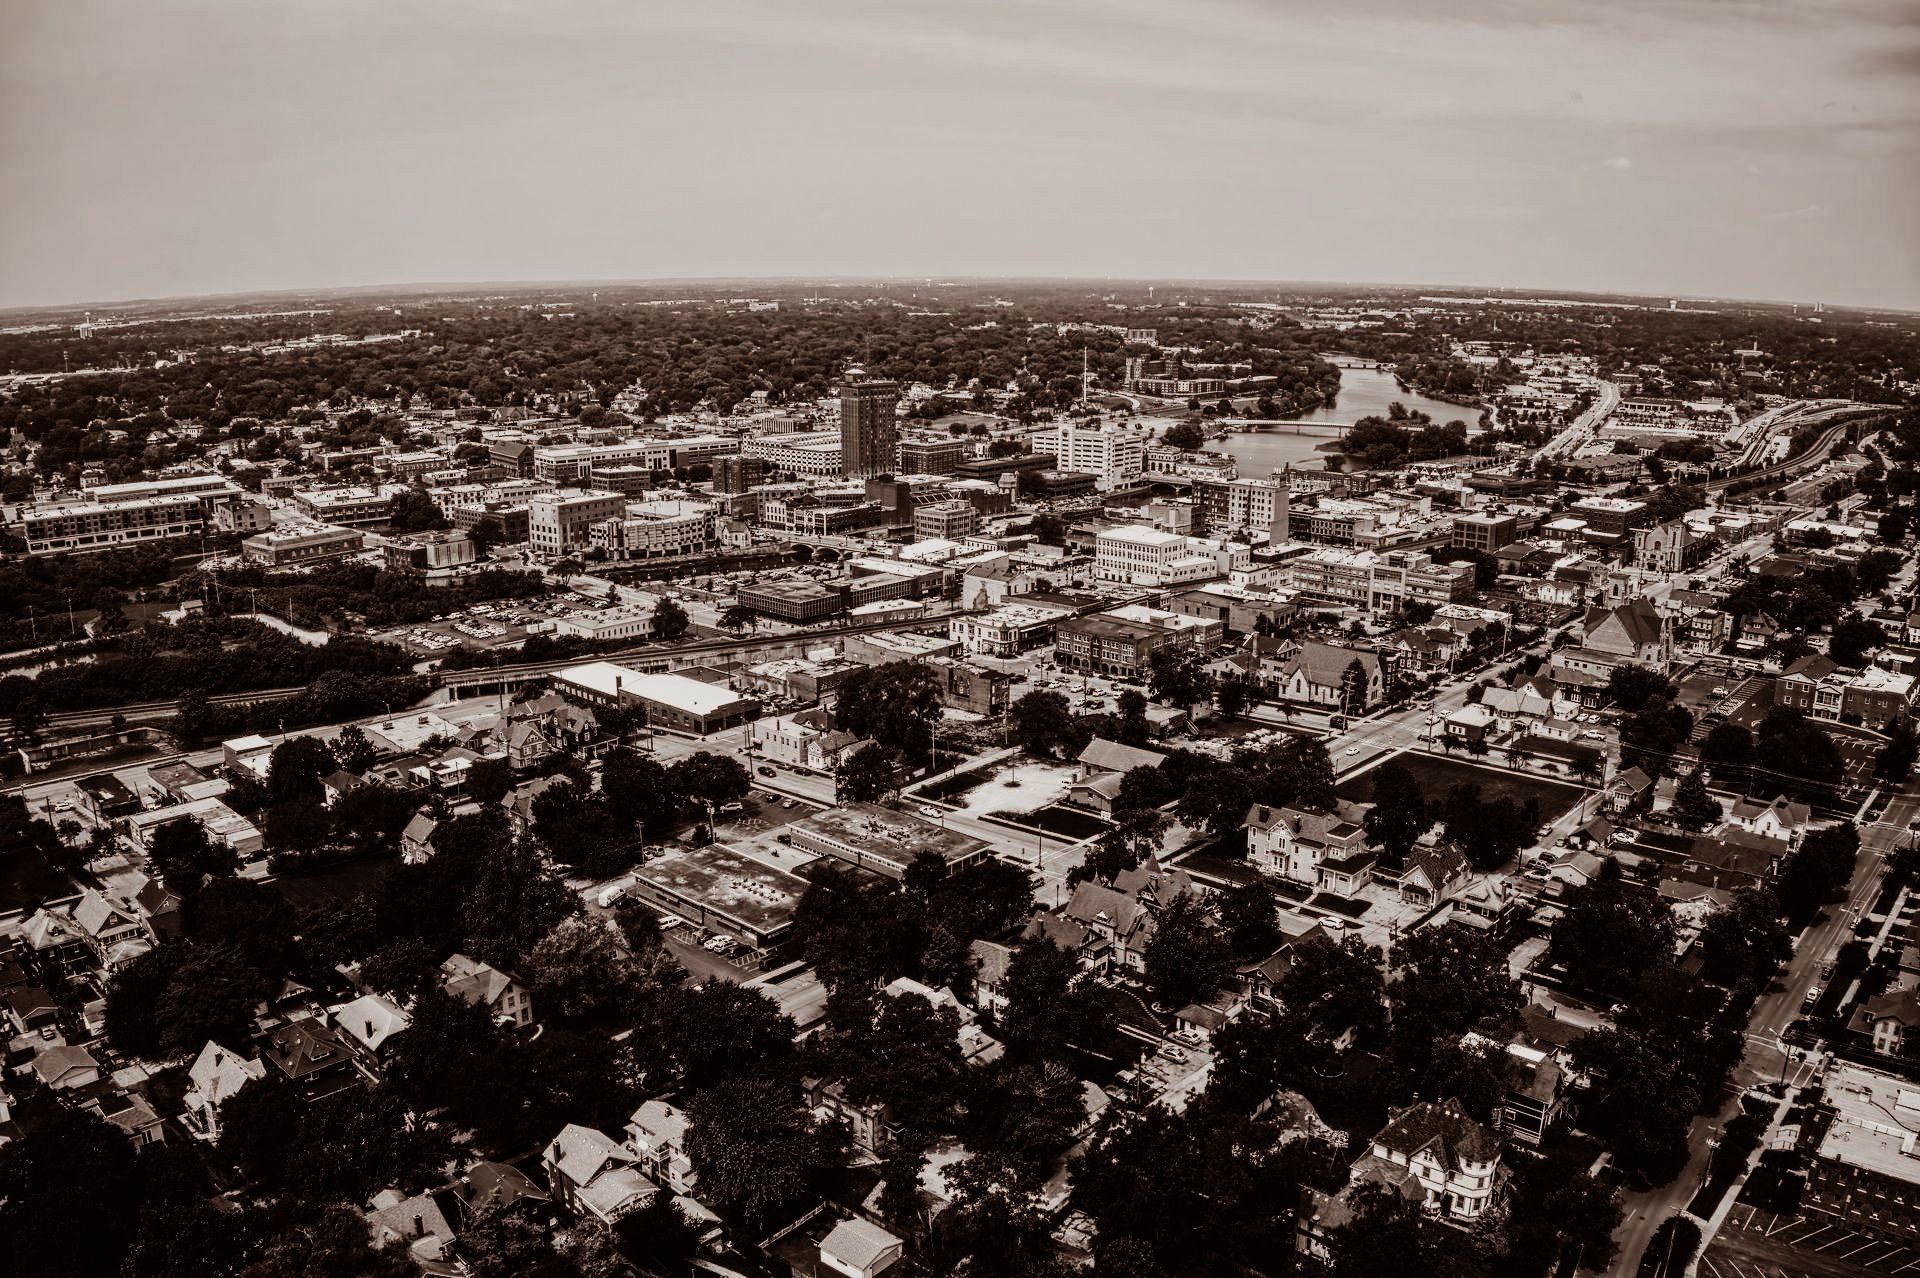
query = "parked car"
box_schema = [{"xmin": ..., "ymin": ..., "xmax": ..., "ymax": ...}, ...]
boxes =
[
  {"xmin": 757, "ymin": 765, "xmax": 776, "ymax": 777},
  {"xmin": 918, "ymin": 805, "xmax": 942, "ymax": 818}
]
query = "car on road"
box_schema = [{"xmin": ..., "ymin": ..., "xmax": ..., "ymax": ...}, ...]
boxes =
[
  {"xmin": 756, "ymin": 765, "xmax": 776, "ymax": 777},
  {"xmin": 1344, "ymin": 746, "xmax": 1361, "ymax": 756},
  {"xmin": 780, "ymin": 798, "xmax": 797, "ymax": 809},
  {"xmin": 1423, "ymin": 714, "xmax": 1439, "ymax": 725},
  {"xmin": 918, "ymin": 805, "xmax": 942, "ymax": 818}
]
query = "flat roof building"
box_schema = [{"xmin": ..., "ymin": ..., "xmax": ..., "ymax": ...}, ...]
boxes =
[
  {"xmin": 786, "ymin": 803, "xmax": 990, "ymax": 880},
  {"xmin": 555, "ymin": 662, "xmax": 760, "ymax": 735}
]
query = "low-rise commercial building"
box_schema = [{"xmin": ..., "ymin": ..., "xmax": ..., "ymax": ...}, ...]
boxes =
[
  {"xmin": 383, "ymin": 529, "xmax": 476, "ymax": 571},
  {"xmin": 243, "ymin": 523, "xmax": 366, "ymax": 566},
  {"xmin": 1055, "ymin": 612, "xmax": 1175, "ymax": 679},
  {"xmin": 554, "ymin": 661, "xmax": 759, "ymax": 735},
  {"xmin": 787, "ymin": 804, "xmax": 989, "ymax": 880},
  {"xmin": 589, "ymin": 499, "xmax": 718, "ymax": 561},
  {"xmin": 528, "ymin": 489, "xmax": 626, "ymax": 557},
  {"xmin": 292, "ymin": 485, "xmax": 402, "ymax": 526},
  {"xmin": 1806, "ymin": 1063, "xmax": 1920, "ymax": 1242}
]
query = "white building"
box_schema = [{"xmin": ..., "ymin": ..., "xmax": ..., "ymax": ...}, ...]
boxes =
[
  {"xmin": 1095, "ymin": 526, "xmax": 1248, "ymax": 587},
  {"xmin": 589, "ymin": 499, "xmax": 718, "ymax": 561},
  {"xmin": 744, "ymin": 431, "xmax": 843, "ymax": 477},
  {"xmin": 1032, "ymin": 420, "xmax": 1148, "ymax": 491}
]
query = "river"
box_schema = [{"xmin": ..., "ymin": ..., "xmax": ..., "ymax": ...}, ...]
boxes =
[{"xmin": 1208, "ymin": 366, "xmax": 1485, "ymax": 477}]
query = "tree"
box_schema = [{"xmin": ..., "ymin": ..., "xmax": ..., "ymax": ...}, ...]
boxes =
[
  {"xmin": 1147, "ymin": 647, "xmax": 1214, "ymax": 711},
  {"xmin": 332, "ymin": 723, "xmax": 378, "ymax": 773},
  {"xmin": 1009, "ymin": 690, "xmax": 1083, "ymax": 758},
  {"xmin": 995, "ymin": 938, "xmax": 1096, "ymax": 1062},
  {"xmin": 149, "ymin": 815, "xmax": 234, "ymax": 891},
  {"xmin": 1214, "ymin": 674, "xmax": 1253, "ymax": 718},
  {"xmin": 719, "ymin": 602, "xmax": 757, "ymax": 633},
  {"xmin": 1389, "ymin": 924, "xmax": 1522, "ymax": 1088},
  {"xmin": 658, "ymin": 979, "xmax": 798, "ymax": 1087},
  {"xmin": 834, "ymin": 662, "xmax": 942, "ymax": 756},
  {"xmin": 650, "ymin": 597, "xmax": 689, "ymax": 640},
  {"xmin": 467, "ymin": 755, "xmax": 515, "ymax": 807},
  {"xmin": 1279, "ymin": 933, "xmax": 1387, "ymax": 1040},
  {"xmin": 1619, "ymin": 695, "xmax": 1694, "ymax": 779},
  {"xmin": 1667, "ymin": 769, "xmax": 1721, "ymax": 832},
  {"xmin": 1606, "ymin": 664, "xmax": 1674, "ymax": 713},
  {"xmin": 837, "ymin": 742, "xmax": 906, "ymax": 804},
  {"xmin": 0, "ymin": 1101, "xmax": 143, "ymax": 1278},
  {"xmin": 155, "ymin": 943, "xmax": 273, "ymax": 1055},
  {"xmin": 1163, "ymin": 422, "xmax": 1205, "ymax": 451},
  {"xmin": 1700, "ymin": 721, "xmax": 1754, "ymax": 783},
  {"xmin": 529, "ymin": 916, "xmax": 660, "ymax": 1020},
  {"xmin": 670, "ymin": 750, "xmax": 748, "ymax": 814},
  {"xmin": 264, "ymin": 734, "xmax": 334, "ymax": 807},
  {"xmin": 1547, "ymin": 859, "xmax": 1677, "ymax": 998},
  {"xmin": 105, "ymin": 944, "xmax": 188, "ymax": 1059},
  {"xmin": 685, "ymin": 1076, "xmax": 831, "ymax": 1231},
  {"xmin": 1217, "ymin": 881, "xmax": 1280, "ymax": 959},
  {"xmin": 599, "ymin": 747, "xmax": 683, "ymax": 837},
  {"xmin": 1362, "ymin": 762, "xmax": 1428, "ymax": 862},
  {"xmin": 1878, "ymin": 723, "xmax": 1920, "ymax": 785},
  {"xmin": 1829, "ymin": 613, "xmax": 1887, "ymax": 667},
  {"xmin": 1754, "ymin": 707, "xmax": 1845, "ymax": 799},
  {"xmin": 1698, "ymin": 888, "xmax": 1791, "ymax": 987},
  {"xmin": 836, "ymin": 990, "xmax": 966, "ymax": 1134},
  {"xmin": 1141, "ymin": 890, "xmax": 1231, "ymax": 1009}
]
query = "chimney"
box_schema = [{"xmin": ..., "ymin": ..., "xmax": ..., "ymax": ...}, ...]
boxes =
[{"xmin": 413, "ymin": 1214, "xmax": 424, "ymax": 1238}]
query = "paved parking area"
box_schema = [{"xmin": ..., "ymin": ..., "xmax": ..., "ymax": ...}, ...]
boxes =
[{"xmin": 1702, "ymin": 1207, "xmax": 1920, "ymax": 1278}]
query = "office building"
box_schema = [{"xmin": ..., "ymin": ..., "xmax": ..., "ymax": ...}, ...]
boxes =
[
  {"xmin": 914, "ymin": 501, "xmax": 979, "ymax": 541},
  {"xmin": 292, "ymin": 485, "xmax": 402, "ymax": 527},
  {"xmin": 839, "ymin": 370, "xmax": 900, "ymax": 478},
  {"xmin": 383, "ymin": 529, "xmax": 476, "ymax": 572},
  {"xmin": 242, "ymin": 524, "xmax": 365, "ymax": 567},
  {"xmin": 527, "ymin": 489, "xmax": 626, "ymax": 557},
  {"xmin": 898, "ymin": 438, "xmax": 968, "ymax": 476},
  {"xmin": 1451, "ymin": 512, "xmax": 1519, "ymax": 554},
  {"xmin": 745, "ymin": 431, "xmax": 843, "ymax": 477},
  {"xmin": 712, "ymin": 455, "xmax": 771, "ymax": 494},
  {"xmin": 1031, "ymin": 421, "xmax": 1147, "ymax": 491},
  {"xmin": 588, "ymin": 499, "xmax": 718, "ymax": 561},
  {"xmin": 1805, "ymin": 1063, "xmax": 1920, "ymax": 1242}
]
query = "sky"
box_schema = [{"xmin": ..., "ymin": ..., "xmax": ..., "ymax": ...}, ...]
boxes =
[{"xmin": 2, "ymin": 0, "xmax": 1917, "ymax": 311}]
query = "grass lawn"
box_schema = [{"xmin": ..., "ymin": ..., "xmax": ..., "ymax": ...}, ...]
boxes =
[{"xmin": 1339, "ymin": 753, "xmax": 1583, "ymax": 821}]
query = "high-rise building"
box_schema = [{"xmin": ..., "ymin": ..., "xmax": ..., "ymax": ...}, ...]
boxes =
[
  {"xmin": 839, "ymin": 369, "xmax": 900, "ymax": 478},
  {"xmin": 712, "ymin": 455, "xmax": 771, "ymax": 495}
]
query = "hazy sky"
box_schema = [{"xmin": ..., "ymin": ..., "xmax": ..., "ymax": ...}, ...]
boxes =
[{"xmin": 3, "ymin": 0, "xmax": 1917, "ymax": 310}]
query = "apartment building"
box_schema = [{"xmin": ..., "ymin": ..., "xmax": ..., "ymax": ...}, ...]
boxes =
[
  {"xmin": 242, "ymin": 524, "xmax": 366, "ymax": 566},
  {"xmin": 897, "ymin": 437, "xmax": 968, "ymax": 476},
  {"xmin": 292, "ymin": 485, "xmax": 401, "ymax": 526},
  {"xmin": 1094, "ymin": 526, "xmax": 1248, "ymax": 587},
  {"xmin": 1451, "ymin": 511, "xmax": 1519, "ymax": 553},
  {"xmin": 13, "ymin": 493, "xmax": 208, "ymax": 555},
  {"xmin": 913, "ymin": 500, "xmax": 979, "ymax": 540}
]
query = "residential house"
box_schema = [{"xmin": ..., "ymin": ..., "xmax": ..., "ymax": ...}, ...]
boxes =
[
  {"xmin": 1397, "ymin": 838, "xmax": 1471, "ymax": 909},
  {"xmin": 440, "ymin": 953, "xmax": 534, "ymax": 1029},
  {"xmin": 70, "ymin": 889, "xmax": 153, "ymax": 972},
  {"xmin": 182, "ymin": 1040, "xmax": 267, "ymax": 1141},
  {"xmin": 1491, "ymin": 1044, "xmax": 1569, "ymax": 1147},
  {"xmin": 75, "ymin": 1081, "xmax": 165, "ymax": 1147},
  {"xmin": 968, "ymin": 939, "xmax": 1017, "ymax": 1017},
  {"xmin": 1076, "ymin": 737, "xmax": 1169, "ymax": 779},
  {"xmin": 400, "ymin": 811, "xmax": 438, "ymax": 864},
  {"xmin": 542, "ymin": 1123, "xmax": 658, "ymax": 1223},
  {"xmin": 1243, "ymin": 800, "xmax": 1377, "ymax": 897},
  {"xmin": 366, "ymin": 1188, "xmax": 459, "ymax": 1274},
  {"xmin": 1479, "ymin": 683, "xmax": 1553, "ymax": 731},
  {"xmin": 626, "ymin": 1099, "xmax": 696, "ymax": 1194},
  {"xmin": 454, "ymin": 1160, "xmax": 551, "ymax": 1221},
  {"xmin": 1608, "ymin": 767, "xmax": 1653, "ymax": 811},
  {"xmin": 263, "ymin": 1016, "xmax": 360, "ymax": 1102},
  {"xmin": 6, "ymin": 984, "xmax": 59, "ymax": 1036},
  {"xmin": 1851, "ymin": 987, "xmax": 1920, "ymax": 1057},
  {"xmin": 1356, "ymin": 1098, "xmax": 1503, "ymax": 1220},
  {"xmin": 1726, "ymin": 794, "xmax": 1813, "ymax": 847},
  {"xmin": 335, "ymin": 993, "xmax": 411, "ymax": 1067},
  {"xmin": 32, "ymin": 1044, "xmax": 101, "ymax": 1090}
]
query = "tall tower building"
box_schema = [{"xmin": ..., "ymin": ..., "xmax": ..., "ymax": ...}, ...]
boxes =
[{"xmin": 838, "ymin": 368, "xmax": 900, "ymax": 478}]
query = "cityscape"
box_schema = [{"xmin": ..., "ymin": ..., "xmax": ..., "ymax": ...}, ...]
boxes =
[{"xmin": 1, "ymin": 6, "xmax": 1919, "ymax": 1278}]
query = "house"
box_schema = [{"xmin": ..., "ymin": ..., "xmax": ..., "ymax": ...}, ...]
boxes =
[
  {"xmin": 969, "ymin": 939, "xmax": 1017, "ymax": 1016},
  {"xmin": 1358, "ymin": 1098, "xmax": 1503, "ymax": 1220},
  {"xmin": 1608, "ymin": 767, "xmax": 1653, "ymax": 810},
  {"xmin": 1276, "ymin": 642, "xmax": 1386, "ymax": 712},
  {"xmin": 454, "ymin": 1160, "xmax": 551, "ymax": 1221},
  {"xmin": 820, "ymin": 1217, "xmax": 905, "ymax": 1278},
  {"xmin": 626, "ymin": 1099, "xmax": 696, "ymax": 1194},
  {"xmin": 1397, "ymin": 838, "xmax": 1471, "ymax": 908},
  {"xmin": 1726, "ymin": 794, "xmax": 1813, "ymax": 847},
  {"xmin": 71, "ymin": 889, "xmax": 153, "ymax": 971},
  {"xmin": 884, "ymin": 977, "xmax": 1005, "ymax": 1064},
  {"xmin": 1243, "ymin": 800, "xmax": 1377, "ymax": 896},
  {"xmin": 542, "ymin": 1123, "xmax": 658, "ymax": 1223},
  {"xmin": 1443, "ymin": 703, "xmax": 1494, "ymax": 745},
  {"xmin": 32, "ymin": 1044, "xmax": 101, "ymax": 1090},
  {"xmin": 1480, "ymin": 683, "xmax": 1553, "ymax": 729},
  {"xmin": 6, "ymin": 984, "xmax": 60, "ymax": 1035},
  {"xmin": 1076, "ymin": 737, "xmax": 1169, "ymax": 779},
  {"xmin": 1850, "ymin": 987, "xmax": 1920, "ymax": 1056},
  {"xmin": 75, "ymin": 1081, "xmax": 165, "ymax": 1147},
  {"xmin": 400, "ymin": 811, "xmax": 438, "ymax": 864},
  {"xmin": 263, "ymin": 1017, "xmax": 360, "ymax": 1101},
  {"xmin": 1491, "ymin": 1045, "xmax": 1568, "ymax": 1147},
  {"xmin": 1058, "ymin": 877, "xmax": 1167, "ymax": 974},
  {"xmin": 440, "ymin": 953, "xmax": 534, "ymax": 1029},
  {"xmin": 335, "ymin": 993, "xmax": 412, "ymax": 1065},
  {"xmin": 366, "ymin": 1188, "xmax": 459, "ymax": 1274},
  {"xmin": 1063, "ymin": 770, "xmax": 1127, "ymax": 815},
  {"xmin": 182, "ymin": 1040, "xmax": 267, "ymax": 1141}
]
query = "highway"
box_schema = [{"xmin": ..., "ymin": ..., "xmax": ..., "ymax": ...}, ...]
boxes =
[{"xmin": 1531, "ymin": 378, "xmax": 1622, "ymax": 463}]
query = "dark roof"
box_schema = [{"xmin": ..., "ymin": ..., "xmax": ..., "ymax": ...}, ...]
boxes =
[{"xmin": 1371, "ymin": 1097, "xmax": 1500, "ymax": 1170}]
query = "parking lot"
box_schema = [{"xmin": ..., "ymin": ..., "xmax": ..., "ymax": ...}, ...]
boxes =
[{"xmin": 1702, "ymin": 1207, "xmax": 1920, "ymax": 1278}]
